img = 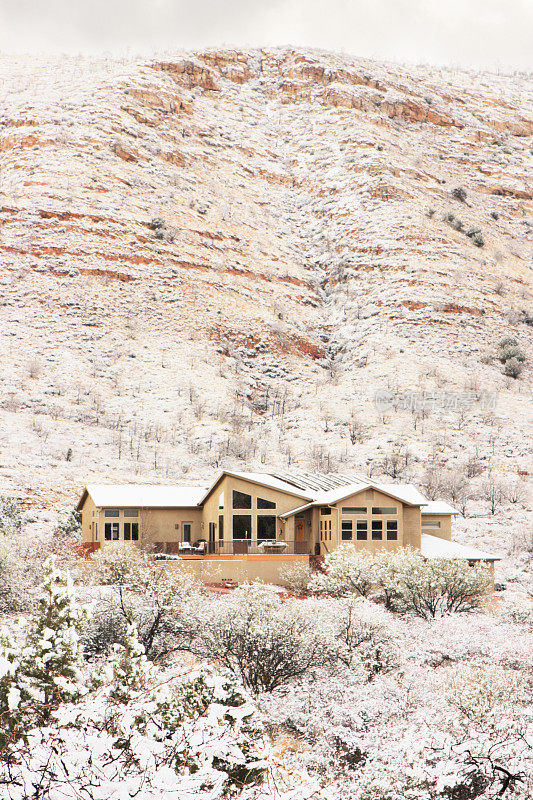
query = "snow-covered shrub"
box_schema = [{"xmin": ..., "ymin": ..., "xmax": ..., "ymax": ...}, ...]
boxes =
[
  {"xmin": 310, "ymin": 545, "xmax": 377, "ymax": 597},
  {"xmin": 190, "ymin": 583, "xmax": 335, "ymax": 693},
  {"xmin": 54, "ymin": 509, "xmax": 82, "ymax": 541},
  {"xmin": 334, "ymin": 597, "xmax": 399, "ymax": 679},
  {"xmin": 312, "ymin": 546, "xmax": 492, "ymax": 618},
  {"xmin": 2, "ymin": 657, "xmax": 267, "ymax": 799},
  {"xmin": 89, "ymin": 544, "xmax": 199, "ymax": 658},
  {"xmin": 0, "ymin": 496, "xmax": 22, "ymax": 535},
  {"xmin": 279, "ymin": 561, "xmax": 312, "ymax": 594}
]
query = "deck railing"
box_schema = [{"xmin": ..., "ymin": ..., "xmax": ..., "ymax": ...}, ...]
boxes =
[{"xmin": 172, "ymin": 539, "xmax": 310, "ymax": 557}]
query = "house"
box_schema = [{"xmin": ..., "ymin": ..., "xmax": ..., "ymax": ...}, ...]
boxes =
[{"xmin": 77, "ymin": 470, "xmax": 499, "ymax": 585}]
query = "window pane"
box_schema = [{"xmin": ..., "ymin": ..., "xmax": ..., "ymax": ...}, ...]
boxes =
[
  {"xmin": 386, "ymin": 520, "xmax": 398, "ymax": 540},
  {"xmin": 219, "ymin": 492, "xmax": 224, "ymax": 509},
  {"xmin": 341, "ymin": 520, "xmax": 353, "ymax": 540},
  {"xmin": 182, "ymin": 523, "xmax": 191, "ymax": 543},
  {"xmin": 257, "ymin": 497, "xmax": 276, "ymax": 509},
  {"xmin": 371, "ymin": 520, "xmax": 383, "ymax": 540},
  {"xmin": 112, "ymin": 523, "xmax": 119, "ymax": 540},
  {"xmin": 124, "ymin": 508, "xmax": 138, "ymax": 517},
  {"xmin": 356, "ymin": 521, "xmax": 367, "ymax": 540},
  {"xmin": 131, "ymin": 523, "xmax": 139, "ymax": 541},
  {"xmin": 124, "ymin": 523, "xmax": 131, "ymax": 541},
  {"xmin": 257, "ymin": 515, "xmax": 276, "ymax": 540},
  {"xmin": 218, "ymin": 515, "xmax": 224, "ymax": 540},
  {"xmin": 233, "ymin": 490, "xmax": 251, "ymax": 509},
  {"xmin": 372, "ymin": 507, "xmax": 396, "ymax": 515},
  {"xmin": 104, "ymin": 523, "xmax": 112, "ymax": 540},
  {"xmin": 320, "ymin": 507, "xmax": 331, "ymax": 515},
  {"xmin": 422, "ymin": 519, "xmax": 441, "ymax": 528},
  {"xmin": 341, "ymin": 507, "xmax": 367, "ymax": 514},
  {"xmin": 104, "ymin": 509, "xmax": 119, "ymax": 517},
  {"xmin": 233, "ymin": 515, "xmax": 252, "ymax": 540}
]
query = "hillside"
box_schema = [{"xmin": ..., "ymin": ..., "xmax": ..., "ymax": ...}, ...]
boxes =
[{"xmin": 0, "ymin": 48, "xmax": 531, "ymax": 567}]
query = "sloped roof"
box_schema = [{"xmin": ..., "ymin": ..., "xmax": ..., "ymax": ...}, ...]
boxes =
[
  {"xmin": 199, "ymin": 471, "xmax": 315, "ymax": 504},
  {"xmin": 421, "ymin": 533, "xmax": 500, "ymax": 561},
  {"xmin": 421, "ymin": 501, "xmax": 459, "ymax": 515},
  {"xmin": 79, "ymin": 484, "xmax": 207, "ymax": 510}
]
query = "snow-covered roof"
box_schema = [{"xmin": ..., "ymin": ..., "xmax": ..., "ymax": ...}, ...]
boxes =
[
  {"xmin": 80, "ymin": 484, "xmax": 207, "ymax": 509},
  {"xmin": 421, "ymin": 501, "xmax": 459, "ymax": 515},
  {"xmin": 421, "ymin": 534, "xmax": 500, "ymax": 561},
  {"xmin": 200, "ymin": 471, "xmax": 316, "ymax": 504}
]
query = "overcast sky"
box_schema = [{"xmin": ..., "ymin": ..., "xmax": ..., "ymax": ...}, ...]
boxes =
[{"xmin": 0, "ymin": 0, "xmax": 531, "ymax": 72}]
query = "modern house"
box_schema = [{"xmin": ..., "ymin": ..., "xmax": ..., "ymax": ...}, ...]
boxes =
[{"xmin": 77, "ymin": 470, "xmax": 498, "ymax": 584}]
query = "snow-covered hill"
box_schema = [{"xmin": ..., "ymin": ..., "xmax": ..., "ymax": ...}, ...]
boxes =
[{"xmin": 0, "ymin": 49, "xmax": 531, "ymax": 568}]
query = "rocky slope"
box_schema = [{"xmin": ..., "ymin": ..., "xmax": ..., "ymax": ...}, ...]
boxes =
[{"xmin": 0, "ymin": 48, "xmax": 531, "ymax": 565}]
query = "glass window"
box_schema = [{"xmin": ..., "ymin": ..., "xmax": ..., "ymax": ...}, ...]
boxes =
[
  {"xmin": 124, "ymin": 508, "xmax": 138, "ymax": 517},
  {"xmin": 182, "ymin": 523, "xmax": 191, "ymax": 543},
  {"xmin": 104, "ymin": 509, "xmax": 119, "ymax": 517},
  {"xmin": 218, "ymin": 514, "xmax": 224, "ymax": 540},
  {"xmin": 386, "ymin": 520, "xmax": 398, "ymax": 540},
  {"xmin": 257, "ymin": 497, "xmax": 276, "ymax": 509},
  {"xmin": 371, "ymin": 520, "xmax": 383, "ymax": 540},
  {"xmin": 219, "ymin": 492, "xmax": 224, "ymax": 509},
  {"xmin": 233, "ymin": 515, "xmax": 252, "ymax": 540},
  {"xmin": 233, "ymin": 490, "xmax": 251, "ymax": 509},
  {"xmin": 320, "ymin": 507, "xmax": 331, "ymax": 515},
  {"xmin": 257, "ymin": 515, "xmax": 276, "ymax": 540},
  {"xmin": 422, "ymin": 519, "xmax": 441, "ymax": 528},
  {"xmin": 356, "ymin": 521, "xmax": 367, "ymax": 540},
  {"xmin": 124, "ymin": 523, "xmax": 131, "ymax": 540},
  {"xmin": 105, "ymin": 522, "xmax": 119, "ymax": 540},
  {"xmin": 341, "ymin": 507, "xmax": 367, "ymax": 514},
  {"xmin": 131, "ymin": 523, "xmax": 139, "ymax": 541},
  {"xmin": 341, "ymin": 520, "xmax": 353, "ymax": 540},
  {"xmin": 372, "ymin": 507, "xmax": 396, "ymax": 515}
]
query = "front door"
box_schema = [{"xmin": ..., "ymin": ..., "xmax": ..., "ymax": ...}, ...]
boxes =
[{"xmin": 295, "ymin": 517, "xmax": 307, "ymax": 554}]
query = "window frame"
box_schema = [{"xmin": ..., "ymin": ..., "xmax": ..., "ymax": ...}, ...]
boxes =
[
  {"xmin": 371, "ymin": 519, "xmax": 383, "ymax": 540},
  {"xmin": 341, "ymin": 506, "xmax": 367, "ymax": 514},
  {"xmin": 356, "ymin": 520, "xmax": 368, "ymax": 540},
  {"xmin": 371, "ymin": 507, "xmax": 397, "ymax": 515},
  {"xmin": 257, "ymin": 515, "xmax": 276, "ymax": 541},
  {"xmin": 386, "ymin": 520, "xmax": 398, "ymax": 540},
  {"xmin": 341, "ymin": 519, "xmax": 353, "ymax": 541}
]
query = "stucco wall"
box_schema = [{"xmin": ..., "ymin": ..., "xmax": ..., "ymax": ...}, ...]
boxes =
[
  {"xmin": 169, "ymin": 554, "xmax": 309, "ymax": 587},
  {"xmin": 421, "ymin": 513, "xmax": 453, "ymax": 540}
]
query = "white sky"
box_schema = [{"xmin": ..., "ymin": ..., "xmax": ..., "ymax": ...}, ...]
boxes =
[{"xmin": 0, "ymin": 0, "xmax": 531, "ymax": 72}]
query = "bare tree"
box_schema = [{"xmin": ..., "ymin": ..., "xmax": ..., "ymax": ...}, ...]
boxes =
[{"xmin": 480, "ymin": 478, "xmax": 507, "ymax": 515}]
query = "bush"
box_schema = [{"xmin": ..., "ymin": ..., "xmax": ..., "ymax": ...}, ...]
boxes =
[
  {"xmin": 498, "ymin": 344, "xmax": 526, "ymax": 364},
  {"xmin": 452, "ymin": 186, "xmax": 467, "ymax": 202},
  {"xmin": 190, "ymin": 584, "xmax": 334, "ymax": 693},
  {"xmin": 503, "ymin": 357, "xmax": 523, "ymax": 378},
  {"xmin": 0, "ymin": 496, "xmax": 22, "ymax": 535},
  {"xmin": 89, "ymin": 544, "xmax": 199, "ymax": 658},
  {"xmin": 312, "ymin": 546, "xmax": 492, "ymax": 619},
  {"xmin": 279, "ymin": 561, "xmax": 312, "ymax": 594},
  {"xmin": 466, "ymin": 227, "xmax": 484, "ymax": 247}
]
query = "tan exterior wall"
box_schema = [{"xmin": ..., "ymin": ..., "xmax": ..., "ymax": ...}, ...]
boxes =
[
  {"xmin": 421, "ymin": 513, "xmax": 453, "ymax": 540},
  {"xmin": 80, "ymin": 496, "xmax": 202, "ymax": 550},
  {"xmin": 171, "ymin": 554, "xmax": 309, "ymax": 587},
  {"xmin": 403, "ymin": 506, "xmax": 422, "ymax": 550},
  {"xmin": 202, "ymin": 474, "xmax": 308, "ymax": 550}
]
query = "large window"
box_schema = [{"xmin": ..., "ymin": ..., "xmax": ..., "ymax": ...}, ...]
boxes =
[
  {"xmin": 372, "ymin": 507, "xmax": 396, "ymax": 515},
  {"xmin": 124, "ymin": 508, "xmax": 138, "ymax": 517},
  {"xmin": 356, "ymin": 521, "xmax": 367, "ymax": 540},
  {"xmin": 320, "ymin": 507, "xmax": 331, "ymax": 515},
  {"xmin": 341, "ymin": 507, "xmax": 367, "ymax": 514},
  {"xmin": 124, "ymin": 522, "xmax": 139, "ymax": 541},
  {"xmin": 422, "ymin": 519, "xmax": 441, "ymax": 528},
  {"xmin": 257, "ymin": 515, "xmax": 276, "ymax": 540},
  {"xmin": 371, "ymin": 520, "xmax": 383, "ymax": 540},
  {"xmin": 233, "ymin": 491, "xmax": 251, "ymax": 509},
  {"xmin": 257, "ymin": 497, "xmax": 276, "ymax": 509},
  {"xmin": 233, "ymin": 515, "xmax": 252, "ymax": 540},
  {"xmin": 104, "ymin": 509, "xmax": 119, "ymax": 518},
  {"xmin": 386, "ymin": 520, "xmax": 398, "ymax": 541},
  {"xmin": 104, "ymin": 522, "xmax": 119, "ymax": 541},
  {"xmin": 341, "ymin": 520, "xmax": 353, "ymax": 540}
]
